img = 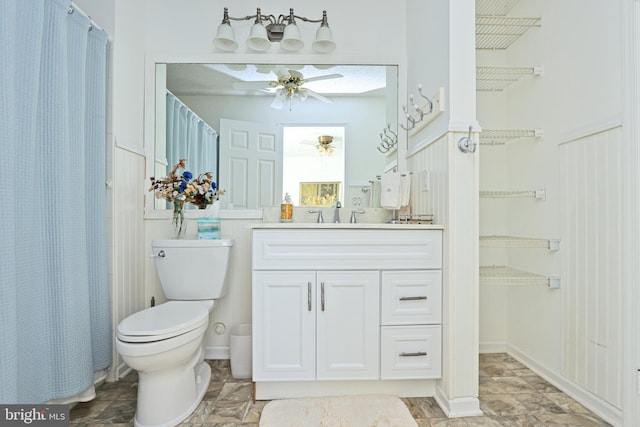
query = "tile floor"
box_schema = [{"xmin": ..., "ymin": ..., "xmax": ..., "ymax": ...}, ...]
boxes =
[{"xmin": 70, "ymin": 353, "xmax": 612, "ymax": 426}]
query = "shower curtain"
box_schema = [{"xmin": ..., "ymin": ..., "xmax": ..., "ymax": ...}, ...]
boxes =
[
  {"xmin": 166, "ymin": 91, "xmax": 219, "ymax": 197},
  {"xmin": 0, "ymin": 0, "xmax": 111, "ymax": 404}
]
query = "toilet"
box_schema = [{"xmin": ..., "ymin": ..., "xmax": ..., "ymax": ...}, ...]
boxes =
[{"xmin": 116, "ymin": 238, "xmax": 234, "ymax": 427}]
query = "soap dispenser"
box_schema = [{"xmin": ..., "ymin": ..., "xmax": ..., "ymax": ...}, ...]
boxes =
[{"xmin": 280, "ymin": 193, "xmax": 293, "ymax": 222}]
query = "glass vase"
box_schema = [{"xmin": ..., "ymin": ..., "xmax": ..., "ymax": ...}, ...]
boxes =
[{"xmin": 172, "ymin": 200, "xmax": 187, "ymax": 239}]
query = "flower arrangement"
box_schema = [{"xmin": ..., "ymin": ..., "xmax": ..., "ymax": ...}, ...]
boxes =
[
  {"xmin": 149, "ymin": 159, "xmax": 224, "ymax": 209},
  {"xmin": 149, "ymin": 159, "xmax": 224, "ymax": 238}
]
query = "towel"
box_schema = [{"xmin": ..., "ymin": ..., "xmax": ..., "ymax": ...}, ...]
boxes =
[
  {"xmin": 381, "ymin": 172, "xmax": 402, "ymax": 210},
  {"xmin": 400, "ymin": 174, "xmax": 411, "ymax": 207}
]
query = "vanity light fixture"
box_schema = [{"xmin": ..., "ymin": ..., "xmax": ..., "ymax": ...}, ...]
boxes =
[
  {"xmin": 317, "ymin": 135, "xmax": 334, "ymax": 156},
  {"xmin": 213, "ymin": 7, "xmax": 336, "ymax": 53}
]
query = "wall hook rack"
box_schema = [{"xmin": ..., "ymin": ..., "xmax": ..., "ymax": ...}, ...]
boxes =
[
  {"xmin": 400, "ymin": 84, "xmax": 434, "ymax": 131},
  {"xmin": 377, "ymin": 124, "xmax": 398, "ymax": 153}
]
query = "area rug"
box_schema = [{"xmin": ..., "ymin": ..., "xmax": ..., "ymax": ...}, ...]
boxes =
[{"xmin": 259, "ymin": 394, "xmax": 418, "ymax": 427}]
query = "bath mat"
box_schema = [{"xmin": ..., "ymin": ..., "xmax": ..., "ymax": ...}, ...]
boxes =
[{"xmin": 259, "ymin": 394, "xmax": 418, "ymax": 427}]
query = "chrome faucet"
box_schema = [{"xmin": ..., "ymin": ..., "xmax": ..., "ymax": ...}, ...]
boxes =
[
  {"xmin": 308, "ymin": 209, "xmax": 324, "ymax": 223},
  {"xmin": 333, "ymin": 201, "xmax": 341, "ymax": 223},
  {"xmin": 350, "ymin": 209, "xmax": 365, "ymax": 223}
]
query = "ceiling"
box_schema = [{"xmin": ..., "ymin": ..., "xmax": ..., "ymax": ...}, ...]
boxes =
[{"xmin": 165, "ymin": 63, "xmax": 389, "ymax": 97}]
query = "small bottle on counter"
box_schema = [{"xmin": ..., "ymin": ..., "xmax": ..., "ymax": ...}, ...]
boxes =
[{"xmin": 280, "ymin": 193, "xmax": 293, "ymax": 221}]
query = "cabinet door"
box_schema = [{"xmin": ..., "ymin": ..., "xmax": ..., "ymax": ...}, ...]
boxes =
[
  {"xmin": 316, "ymin": 271, "xmax": 379, "ymax": 380},
  {"xmin": 253, "ymin": 271, "xmax": 315, "ymax": 381}
]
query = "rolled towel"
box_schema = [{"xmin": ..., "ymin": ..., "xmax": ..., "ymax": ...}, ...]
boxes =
[{"xmin": 381, "ymin": 172, "xmax": 402, "ymax": 210}]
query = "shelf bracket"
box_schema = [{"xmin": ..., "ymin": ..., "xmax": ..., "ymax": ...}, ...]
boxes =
[{"xmin": 548, "ymin": 277, "xmax": 560, "ymax": 289}]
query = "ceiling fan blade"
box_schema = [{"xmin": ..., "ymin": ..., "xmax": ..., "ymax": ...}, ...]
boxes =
[
  {"xmin": 232, "ymin": 80, "xmax": 273, "ymax": 90},
  {"xmin": 305, "ymin": 89, "xmax": 333, "ymax": 103},
  {"xmin": 303, "ymin": 73, "xmax": 344, "ymax": 83}
]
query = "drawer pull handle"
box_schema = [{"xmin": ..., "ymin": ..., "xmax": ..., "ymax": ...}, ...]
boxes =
[
  {"xmin": 307, "ymin": 282, "xmax": 312, "ymax": 311},
  {"xmin": 399, "ymin": 296, "xmax": 428, "ymax": 301},
  {"xmin": 321, "ymin": 282, "xmax": 325, "ymax": 311},
  {"xmin": 399, "ymin": 351, "xmax": 427, "ymax": 357}
]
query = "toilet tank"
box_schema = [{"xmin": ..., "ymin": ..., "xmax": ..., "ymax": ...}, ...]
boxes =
[{"xmin": 152, "ymin": 239, "xmax": 234, "ymax": 300}]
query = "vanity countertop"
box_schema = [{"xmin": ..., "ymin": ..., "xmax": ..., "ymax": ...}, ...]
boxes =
[{"xmin": 250, "ymin": 222, "xmax": 444, "ymax": 230}]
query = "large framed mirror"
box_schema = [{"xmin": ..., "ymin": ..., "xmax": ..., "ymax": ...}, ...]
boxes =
[{"xmin": 146, "ymin": 57, "xmax": 403, "ymax": 216}]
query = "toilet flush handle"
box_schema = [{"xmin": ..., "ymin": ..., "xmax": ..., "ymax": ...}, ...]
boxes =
[{"xmin": 149, "ymin": 250, "xmax": 165, "ymax": 258}]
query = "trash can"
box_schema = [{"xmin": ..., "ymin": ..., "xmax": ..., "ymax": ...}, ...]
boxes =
[{"xmin": 230, "ymin": 324, "xmax": 252, "ymax": 379}]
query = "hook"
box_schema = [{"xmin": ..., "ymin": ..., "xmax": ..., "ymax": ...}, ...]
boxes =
[{"xmin": 457, "ymin": 125, "xmax": 477, "ymax": 153}]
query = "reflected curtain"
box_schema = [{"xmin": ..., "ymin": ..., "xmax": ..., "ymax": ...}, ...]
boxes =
[
  {"xmin": 0, "ymin": 0, "xmax": 111, "ymax": 403},
  {"xmin": 166, "ymin": 91, "xmax": 219, "ymax": 198}
]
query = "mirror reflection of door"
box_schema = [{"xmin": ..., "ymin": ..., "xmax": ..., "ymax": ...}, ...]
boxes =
[
  {"xmin": 219, "ymin": 118, "xmax": 283, "ymax": 209},
  {"xmin": 282, "ymin": 126, "xmax": 346, "ymax": 206}
]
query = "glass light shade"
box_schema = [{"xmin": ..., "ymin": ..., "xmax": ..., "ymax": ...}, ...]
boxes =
[
  {"xmin": 312, "ymin": 25, "xmax": 336, "ymax": 53},
  {"xmin": 280, "ymin": 23, "xmax": 304, "ymax": 51},
  {"xmin": 246, "ymin": 23, "xmax": 271, "ymax": 52},
  {"xmin": 213, "ymin": 23, "xmax": 238, "ymax": 52}
]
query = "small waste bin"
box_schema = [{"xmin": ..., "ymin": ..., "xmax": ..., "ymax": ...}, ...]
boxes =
[{"xmin": 230, "ymin": 324, "xmax": 252, "ymax": 379}]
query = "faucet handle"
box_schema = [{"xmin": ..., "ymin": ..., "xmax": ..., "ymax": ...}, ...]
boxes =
[
  {"xmin": 308, "ymin": 209, "xmax": 324, "ymax": 223},
  {"xmin": 350, "ymin": 209, "xmax": 365, "ymax": 223}
]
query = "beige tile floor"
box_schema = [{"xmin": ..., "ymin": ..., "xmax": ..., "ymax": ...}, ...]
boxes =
[{"xmin": 70, "ymin": 353, "xmax": 611, "ymax": 426}]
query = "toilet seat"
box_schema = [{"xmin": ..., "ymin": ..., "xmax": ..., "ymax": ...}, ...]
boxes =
[{"xmin": 117, "ymin": 300, "xmax": 213, "ymax": 343}]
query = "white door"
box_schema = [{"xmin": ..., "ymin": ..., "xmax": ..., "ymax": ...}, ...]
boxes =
[
  {"xmin": 316, "ymin": 270, "xmax": 380, "ymax": 380},
  {"xmin": 219, "ymin": 118, "xmax": 282, "ymax": 209},
  {"xmin": 252, "ymin": 271, "xmax": 315, "ymax": 381}
]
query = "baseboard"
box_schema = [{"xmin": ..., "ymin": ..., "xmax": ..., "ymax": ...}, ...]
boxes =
[
  {"xmin": 114, "ymin": 362, "xmax": 132, "ymax": 380},
  {"xmin": 507, "ymin": 344, "xmax": 623, "ymax": 427},
  {"xmin": 479, "ymin": 341, "xmax": 507, "ymax": 354},
  {"xmin": 205, "ymin": 345, "xmax": 229, "ymax": 360},
  {"xmin": 433, "ymin": 384, "xmax": 483, "ymax": 418}
]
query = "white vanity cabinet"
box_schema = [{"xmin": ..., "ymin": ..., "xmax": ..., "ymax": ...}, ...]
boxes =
[
  {"xmin": 251, "ymin": 225, "xmax": 443, "ymax": 399},
  {"xmin": 253, "ymin": 270, "xmax": 379, "ymax": 381}
]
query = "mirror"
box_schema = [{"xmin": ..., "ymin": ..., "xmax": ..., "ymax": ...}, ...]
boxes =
[{"xmin": 153, "ymin": 62, "xmax": 399, "ymax": 211}]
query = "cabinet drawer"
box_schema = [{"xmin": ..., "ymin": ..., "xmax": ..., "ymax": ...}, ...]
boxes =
[
  {"xmin": 253, "ymin": 229, "xmax": 442, "ymax": 270},
  {"xmin": 381, "ymin": 271, "xmax": 442, "ymax": 325},
  {"xmin": 380, "ymin": 325, "xmax": 442, "ymax": 379}
]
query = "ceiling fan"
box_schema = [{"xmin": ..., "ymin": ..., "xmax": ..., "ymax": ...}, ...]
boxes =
[
  {"xmin": 299, "ymin": 135, "xmax": 343, "ymax": 156},
  {"xmin": 232, "ymin": 65, "xmax": 343, "ymax": 110}
]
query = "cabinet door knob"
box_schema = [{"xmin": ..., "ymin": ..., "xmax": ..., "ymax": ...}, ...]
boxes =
[
  {"xmin": 307, "ymin": 282, "xmax": 312, "ymax": 311},
  {"xmin": 321, "ymin": 282, "xmax": 325, "ymax": 311},
  {"xmin": 399, "ymin": 351, "xmax": 427, "ymax": 357},
  {"xmin": 399, "ymin": 296, "xmax": 427, "ymax": 301}
]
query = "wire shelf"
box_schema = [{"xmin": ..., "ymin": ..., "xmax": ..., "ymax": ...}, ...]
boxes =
[
  {"xmin": 480, "ymin": 266, "xmax": 559, "ymax": 288},
  {"xmin": 476, "ymin": 16, "xmax": 541, "ymax": 49},
  {"xmin": 476, "ymin": 66, "xmax": 538, "ymax": 91},
  {"xmin": 480, "ymin": 189, "xmax": 546, "ymax": 199},
  {"xmin": 476, "ymin": 0, "xmax": 521, "ymax": 16},
  {"xmin": 480, "ymin": 129, "xmax": 543, "ymax": 145},
  {"xmin": 476, "ymin": 66, "xmax": 542, "ymax": 91},
  {"xmin": 480, "ymin": 235, "xmax": 560, "ymax": 250}
]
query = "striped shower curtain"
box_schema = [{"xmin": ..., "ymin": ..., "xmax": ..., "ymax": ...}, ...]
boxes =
[{"xmin": 0, "ymin": 0, "xmax": 111, "ymax": 403}]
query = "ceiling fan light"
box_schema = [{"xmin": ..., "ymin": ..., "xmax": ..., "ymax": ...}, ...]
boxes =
[
  {"xmin": 312, "ymin": 25, "xmax": 335, "ymax": 53},
  {"xmin": 247, "ymin": 23, "xmax": 271, "ymax": 52},
  {"xmin": 213, "ymin": 23, "xmax": 238, "ymax": 52},
  {"xmin": 280, "ymin": 23, "xmax": 304, "ymax": 51}
]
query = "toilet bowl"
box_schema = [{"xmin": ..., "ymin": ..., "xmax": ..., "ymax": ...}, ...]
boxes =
[{"xmin": 116, "ymin": 239, "xmax": 234, "ymax": 427}]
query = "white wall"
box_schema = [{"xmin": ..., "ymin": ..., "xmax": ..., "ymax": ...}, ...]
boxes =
[
  {"xmin": 406, "ymin": 0, "xmax": 480, "ymax": 417},
  {"xmin": 477, "ymin": 0, "xmax": 624, "ymax": 423}
]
